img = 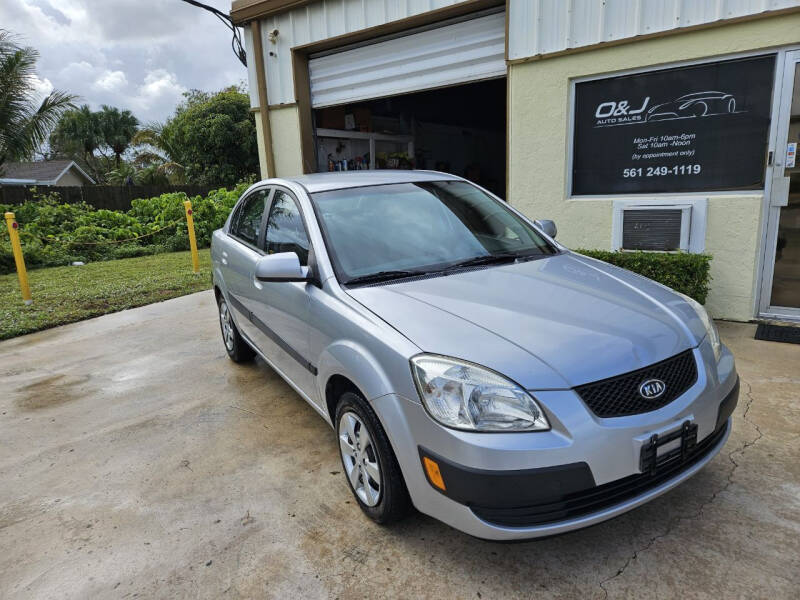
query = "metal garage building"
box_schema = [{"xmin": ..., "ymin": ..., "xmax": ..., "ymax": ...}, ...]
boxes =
[{"xmin": 231, "ymin": 0, "xmax": 800, "ymax": 322}]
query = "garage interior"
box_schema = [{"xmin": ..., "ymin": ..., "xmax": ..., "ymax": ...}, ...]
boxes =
[{"xmin": 312, "ymin": 78, "xmax": 507, "ymax": 198}]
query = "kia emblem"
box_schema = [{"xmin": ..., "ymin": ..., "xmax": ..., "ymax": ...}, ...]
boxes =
[{"xmin": 639, "ymin": 379, "xmax": 666, "ymax": 400}]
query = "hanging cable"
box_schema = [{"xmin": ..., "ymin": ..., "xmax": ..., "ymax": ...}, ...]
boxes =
[{"xmin": 178, "ymin": 0, "xmax": 247, "ymax": 67}]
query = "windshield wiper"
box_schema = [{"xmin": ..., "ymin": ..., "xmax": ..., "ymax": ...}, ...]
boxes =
[
  {"xmin": 439, "ymin": 252, "xmax": 520, "ymax": 272},
  {"xmin": 344, "ymin": 269, "xmax": 428, "ymax": 286},
  {"xmin": 344, "ymin": 251, "xmax": 542, "ymax": 286}
]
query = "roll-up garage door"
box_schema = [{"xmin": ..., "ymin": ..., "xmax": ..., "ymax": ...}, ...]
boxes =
[{"xmin": 308, "ymin": 11, "xmax": 506, "ymax": 108}]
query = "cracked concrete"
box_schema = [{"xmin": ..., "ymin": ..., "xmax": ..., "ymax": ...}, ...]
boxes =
[
  {"xmin": 0, "ymin": 292, "xmax": 798, "ymax": 599},
  {"xmin": 598, "ymin": 379, "xmax": 767, "ymax": 599}
]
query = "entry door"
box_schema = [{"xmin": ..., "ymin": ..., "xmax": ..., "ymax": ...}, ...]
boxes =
[
  {"xmin": 224, "ymin": 188, "xmax": 271, "ymax": 345},
  {"xmin": 762, "ymin": 51, "xmax": 800, "ymax": 318}
]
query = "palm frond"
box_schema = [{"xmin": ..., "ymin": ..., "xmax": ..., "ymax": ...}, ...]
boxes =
[
  {"xmin": 0, "ymin": 30, "xmax": 77, "ymax": 161},
  {"xmin": 10, "ymin": 90, "xmax": 77, "ymax": 160}
]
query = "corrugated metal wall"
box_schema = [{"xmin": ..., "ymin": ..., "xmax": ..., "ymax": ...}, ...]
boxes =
[
  {"xmin": 308, "ymin": 11, "xmax": 505, "ymax": 107},
  {"xmin": 507, "ymin": 0, "xmax": 800, "ymax": 61},
  {"xmin": 245, "ymin": 0, "xmax": 800, "ymax": 106}
]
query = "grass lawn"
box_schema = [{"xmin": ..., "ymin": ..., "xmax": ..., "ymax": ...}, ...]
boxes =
[{"xmin": 0, "ymin": 249, "xmax": 212, "ymax": 340}]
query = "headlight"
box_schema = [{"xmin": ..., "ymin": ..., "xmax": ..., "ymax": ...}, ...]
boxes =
[
  {"xmin": 678, "ymin": 292, "xmax": 721, "ymax": 362},
  {"xmin": 410, "ymin": 355, "xmax": 550, "ymax": 432}
]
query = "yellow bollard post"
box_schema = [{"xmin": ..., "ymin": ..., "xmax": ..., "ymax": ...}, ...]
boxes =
[
  {"xmin": 183, "ymin": 200, "xmax": 200, "ymax": 274},
  {"xmin": 4, "ymin": 212, "xmax": 32, "ymax": 305}
]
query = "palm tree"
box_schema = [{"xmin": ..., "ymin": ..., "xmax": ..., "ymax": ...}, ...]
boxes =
[
  {"xmin": 50, "ymin": 105, "xmax": 102, "ymax": 163},
  {"xmin": 132, "ymin": 122, "xmax": 186, "ymax": 184},
  {"xmin": 0, "ymin": 30, "xmax": 76, "ymax": 172},
  {"xmin": 104, "ymin": 162, "xmax": 138, "ymax": 185},
  {"xmin": 98, "ymin": 105, "xmax": 138, "ymax": 168}
]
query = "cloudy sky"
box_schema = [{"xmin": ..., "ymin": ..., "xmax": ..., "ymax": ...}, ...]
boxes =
[{"xmin": 1, "ymin": 0, "xmax": 247, "ymax": 123}]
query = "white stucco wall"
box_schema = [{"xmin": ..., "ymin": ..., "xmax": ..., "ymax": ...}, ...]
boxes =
[
  {"xmin": 269, "ymin": 105, "xmax": 304, "ymax": 177},
  {"xmin": 253, "ymin": 110, "xmax": 269, "ymax": 178},
  {"xmin": 254, "ymin": 106, "xmax": 304, "ymax": 179},
  {"xmin": 508, "ymin": 12, "xmax": 800, "ymax": 321}
]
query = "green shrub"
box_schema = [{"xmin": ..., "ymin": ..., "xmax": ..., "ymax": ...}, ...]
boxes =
[
  {"xmin": 128, "ymin": 183, "xmax": 248, "ymax": 247},
  {"xmin": 0, "ymin": 182, "xmax": 250, "ymax": 274},
  {"xmin": 0, "ymin": 247, "xmax": 15, "ymax": 273},
  {"xmin": 575, "ymin": 249, "xmax": 712, "ymax": 305}
]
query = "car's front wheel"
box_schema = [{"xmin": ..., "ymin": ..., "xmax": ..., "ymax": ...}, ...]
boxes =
[
  {"xmin": 217, "ymin": 295, "xmax": 255, "ymax": 363},
  {"xmin": 336, "ymin": 391, "xmax": 411, "ymax": 524}
]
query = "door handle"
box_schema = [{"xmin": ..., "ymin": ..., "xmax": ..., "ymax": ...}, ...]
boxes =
[{"xmin": 770, "ymin": 176, "xmax": 790, "ymax": 207}]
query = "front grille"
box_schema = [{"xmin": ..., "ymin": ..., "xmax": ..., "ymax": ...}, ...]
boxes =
[
  {"xmin": 575, "ymin": 350, "xmax": 698, "ymax": 418},
  {"xmin": 471, "ymin": 420, "xmax": 728, "ymax": 528}
]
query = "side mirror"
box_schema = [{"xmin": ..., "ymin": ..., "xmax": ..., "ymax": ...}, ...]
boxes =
[
  {"xmin": 255, "ymin": 252, "xmax": 310, "ymax": 282},
  {"xmin": 534, "ymin": 219, "xmax": 557, "ymax": 239}
]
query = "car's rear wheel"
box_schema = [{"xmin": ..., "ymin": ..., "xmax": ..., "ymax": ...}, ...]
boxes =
[
  {"xmin": 336, "ymin": 392, "xmax": 411, "ymax": 524},
  {"xmin": 692, "ymin": 102, "xmax": 708, "ymax": 117},
  {"xmin": 217, "ymin": 295, "xmax": 254, "ymax": 363}
]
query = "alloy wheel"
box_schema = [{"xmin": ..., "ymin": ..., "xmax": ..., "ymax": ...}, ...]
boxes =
[
  {"xmin": 219, "ymin": 300, "xmax": 235, "ymax": 352},
  {"xmin": 338, "ymin": 412, "xmax": 382, "ymax": 506}
]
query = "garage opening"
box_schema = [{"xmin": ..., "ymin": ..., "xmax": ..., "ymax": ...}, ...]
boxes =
[
  {"xmin": 307, "ymin": 9, "xmax": 507, "ymax": 198},
  {"xmin": 312, "ymin": 78, "xmax": 506, "ymax": 197}
]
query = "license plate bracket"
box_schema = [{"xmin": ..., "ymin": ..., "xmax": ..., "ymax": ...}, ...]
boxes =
[{"xmin": 639, "ymin": 420, "xmax": 698, "ymax": 475}]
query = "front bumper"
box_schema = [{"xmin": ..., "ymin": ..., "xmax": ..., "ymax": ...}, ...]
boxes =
[{"xmin": 372, "ymin": 341, "xmax": 737, "ymax": 541}]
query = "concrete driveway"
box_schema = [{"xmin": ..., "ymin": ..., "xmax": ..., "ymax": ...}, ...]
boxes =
[{"xmin": 1, "ymin": 290, "xmax": 798, "ymax": 599}]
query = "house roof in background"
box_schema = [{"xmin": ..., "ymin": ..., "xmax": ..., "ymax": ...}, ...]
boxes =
[{"xmin": 0, "ymin": 160, "xmax": 95, "ymax": 185}]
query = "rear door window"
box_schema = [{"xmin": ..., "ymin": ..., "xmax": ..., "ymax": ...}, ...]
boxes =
[{"xmin": 231, "ymin": 189, "xmax": 269, "ymax": 247}]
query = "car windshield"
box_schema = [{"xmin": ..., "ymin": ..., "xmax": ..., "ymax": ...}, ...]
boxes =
[{"xmin": 310, "ymin": 181, "xmax": 557, "ymax": 283}]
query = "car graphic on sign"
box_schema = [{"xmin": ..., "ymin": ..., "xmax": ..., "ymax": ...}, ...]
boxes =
[{"xmin": 646, "ymin": 91, "xmax": 736, "ymax": 121}]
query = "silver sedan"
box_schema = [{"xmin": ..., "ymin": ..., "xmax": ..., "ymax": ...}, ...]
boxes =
[{"xmin": 210, "ymin": 171, "xmax": 738, "ymax": 541}]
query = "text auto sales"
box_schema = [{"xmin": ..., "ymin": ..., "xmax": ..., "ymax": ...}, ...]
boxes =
[{"xmin": 594, "ymin": 96, "xmax": 650, "ymax": 126}]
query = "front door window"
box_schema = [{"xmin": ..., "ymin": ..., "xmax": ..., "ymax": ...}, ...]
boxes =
[{"xmin": 264, "ymin": 190, "xmax": 310, "ymax": 265}]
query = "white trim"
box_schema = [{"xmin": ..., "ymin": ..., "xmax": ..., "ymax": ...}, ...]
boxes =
[
  {"xmin": 57, "ymin": 161, "xmax": 95, "ymax": 185},
  {"xmin": 0, "ymin": 178, "xmax": 37, "ymax": 185},
  {"xmin": 611, "ymin": 197, "xmax": 707, "ymax": 253},
  {"xmin": 758, "ymin": 308, "xmax": 800, "ymax": 321},
  {"xmin": 757, "ymin": 49, "xmax": 800, "ymax": 319},
  {"xmin": 567, "ymin": 190, "xmax": 760, "ymax": 202}
]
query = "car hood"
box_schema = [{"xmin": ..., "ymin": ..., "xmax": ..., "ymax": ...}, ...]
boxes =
[{"xmin": 346, "ymin": 252, "xmax": 706, "ymax": 390}]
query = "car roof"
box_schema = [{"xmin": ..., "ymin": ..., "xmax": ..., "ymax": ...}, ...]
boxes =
[
  {"xmin": 676, "ymin": 91, "xmax": 725, "ymax": 100},
  {"xmin": 262, "ymin": 170, "xmax": 463, "ymax": 193}
]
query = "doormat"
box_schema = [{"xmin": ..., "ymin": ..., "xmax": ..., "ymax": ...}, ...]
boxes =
[{"xmin": 754, "ymin": 323, "xmax": 800, "ymax": 344}]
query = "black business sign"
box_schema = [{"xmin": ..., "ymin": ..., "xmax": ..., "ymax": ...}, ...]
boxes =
[{"xmin": 572, "ymin": 55, "xmax": 775, "ymax": 195}]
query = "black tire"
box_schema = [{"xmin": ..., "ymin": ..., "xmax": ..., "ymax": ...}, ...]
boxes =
[
  {"xmin": 217, "ymin": 294, "xmax": 255, "ymax": 363},
  {"xmin": 335, "ymin": 391, "xmax": 411, "ymax": 524}
]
